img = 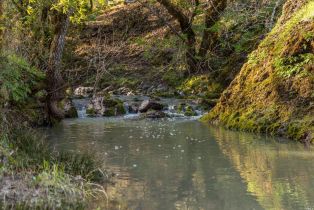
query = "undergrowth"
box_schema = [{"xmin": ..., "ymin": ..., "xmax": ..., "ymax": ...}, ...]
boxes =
[{"xmin": 0, "ymin": 54, "xmax": 107, "ymax": 209}]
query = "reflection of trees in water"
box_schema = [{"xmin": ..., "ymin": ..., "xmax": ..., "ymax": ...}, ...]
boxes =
[
  {"xmin": 101, "ymin": 122, "xmax": 263, "ymax": 210},
  {"xmin": 49, "ymin": 120, "xmax": 313, "ymax": 210},
  {"xmin": 211, "ymin": 127, "xmax": 314, "ymax": 210}
]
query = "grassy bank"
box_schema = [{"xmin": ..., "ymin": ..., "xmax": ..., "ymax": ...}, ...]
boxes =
[
  {"xmin": 0, "ymin": 116, "xmax": 107, "ymax": 209},
  {"xmin": 0, "ymin": 55, "xmax": 107, "ymax": 208}
]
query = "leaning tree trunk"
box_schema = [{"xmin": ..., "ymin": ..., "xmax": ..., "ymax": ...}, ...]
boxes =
[
  {"xmin": 46, "ymin": 11, "xmax": 70, "ymax": 122},
  {"xmin": 157, "ymin": 0, "xmax": 227, "ymax": 73},
  {"xmin": 197, "ymin": 0, "xmax": 227, "ymax": 59},
  {"xmin": 156, "ymin": 0, "xmax": 198, "ymax": 73}
]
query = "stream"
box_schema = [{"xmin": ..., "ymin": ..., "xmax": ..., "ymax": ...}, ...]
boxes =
[{"xmin": 46, "ymin": 97, "xmax": 314, "ymax": 210}]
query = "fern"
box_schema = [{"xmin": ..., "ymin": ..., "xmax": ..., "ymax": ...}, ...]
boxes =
[{"xmin": 0, "ymin": 54, "xmax": 45, "ymax": 103}]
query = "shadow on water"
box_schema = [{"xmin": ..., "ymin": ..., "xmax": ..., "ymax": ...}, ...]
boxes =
[{"xmin": 46, "ymin": 117, "xmax": 314, "ymax": 210}]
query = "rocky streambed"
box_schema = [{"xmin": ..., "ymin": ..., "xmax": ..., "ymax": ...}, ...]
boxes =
[
  {"xmin": 61, "ymin": 86, "xmax": 208, "ymax": 120},
  {"xmin": 68, "ymin": 94, "xmax": 205, "ymax": 120}
]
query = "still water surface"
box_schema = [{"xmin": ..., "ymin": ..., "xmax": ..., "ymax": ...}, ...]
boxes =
[{"xmin": 47, "ymin": 117, "xmax": 314, "ymax": 210}]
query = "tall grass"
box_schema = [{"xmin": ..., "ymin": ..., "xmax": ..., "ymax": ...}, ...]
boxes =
[{"xmin": 0, "ymin": 111, "xmax": 107, "ymax": 209}]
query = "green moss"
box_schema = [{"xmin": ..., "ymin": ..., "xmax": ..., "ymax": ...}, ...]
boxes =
[
  {"xmin": 274, "ymin": 53, "xmax": 314, "ymax": 77},
  {"xmin": 177, "ymin": 103, "xmax": 186, "ymax": 113},
  {"xmin": 103, "ymin": 108, "xmax": 115, "ymax": 117},
  {"xmin": 162, "ymin": 69, "xmax": 184, "ymax": 87},
  {"xmin": 203, "ymin": 1, "xmax": 314, "ymax": 142},
  {"xmin": 184, "ymin": 106, "xmax": 197, "ymax": 116},
  {"xmin": 66, "ymin": 107, "xmax": 78, "ymax": 118},
  {"xmin": 103, "ymin": 98, "xmax": 119, "ymax": 107},
  {"xmin": 179, "ymin": 76, "xmax": 223, "ymax": 99},
  {"xmin": 86, "ymin": 107, "xmax": 96, "ymax": 116},
  {"xmin": 115, "ymin": 102, "xmax": 126, "ymax": 115}
]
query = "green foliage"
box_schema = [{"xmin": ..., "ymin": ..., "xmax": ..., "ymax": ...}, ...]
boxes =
[
  {"xmin": 179, "ymin": 75, "xmax": 223, "ymax": 98},
  {"xmin": 274, "ymin": 53, "xmax": 314, "ymax": 77},
  {"xmin": 0, "ymin": 54, "xmax": 45, "ymax": 103},
  {"xmin": 184, "ymin": 105, "xmax": 197, "ymax": 116},
  {"xmin": 103, "ymin": 108, "xmax": 115, "ymax": 116},
  {"xmin": 162, "ymin": 69, "xmax": 184, "ymax": 87}
]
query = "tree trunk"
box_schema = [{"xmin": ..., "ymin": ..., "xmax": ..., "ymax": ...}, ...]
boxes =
[
  {"xmin": 198, "ymin": 0, "xmax": 227, "ymax": 59},
  {"xmin": 89, "ymin": 0, "xmax": 93, "ymax": 12},
  {"xmin": 156, "ymin": 0, "xmax": 198, "ymax": 73},
  {"xmin": 157, "ymin": 0, "xmax": 227, "ymax": 73},
  {"xmin": 0, "ymin": 2, "xmax": 2, "ymax": 50},
  {"xmin": 46, "ymin": 11, "xmax": 70, "ymax": 122},
  {"xmin": 185, "ymin": 33, "xmax": 197, "ymax": 74}
]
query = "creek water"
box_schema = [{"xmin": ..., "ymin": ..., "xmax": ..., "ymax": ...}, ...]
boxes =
[{"xmin": 46, "ymin": 99, "xmax": 314, "ymax": 210}]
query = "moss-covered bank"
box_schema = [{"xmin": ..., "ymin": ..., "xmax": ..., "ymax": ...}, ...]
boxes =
[{"xmin": 202, "ymin": 0, "xmax": 314, "ymax": 143}]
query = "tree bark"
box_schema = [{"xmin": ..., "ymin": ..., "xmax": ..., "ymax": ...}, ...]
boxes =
[
  {"xmin": 89, "ymin": 0, "xmax": 93, "ymax": 12},
  {"xmin": 46, "ymin": 11, "xmax": 70, "ymax": 122},
  {"xmin": 156, "ymin": 0, "xmax": 198, "ymax": 72},
  {"xmin": 198, "ymin": 0, "xmax": 227, "ymax": 58},
  {"xmin": 156, "ymin": 0, "xmax": 227, "ymax": 73},
  {"xmin": 0, "ymin": 0, "xmax": 3, "ymax": 50}
]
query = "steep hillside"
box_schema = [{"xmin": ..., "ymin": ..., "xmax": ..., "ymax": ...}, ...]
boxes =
[
  {"xmin": 63, "ymin": 0, "xmax": 285, "ymax": 98},
  {"xmin": 203, "ymin": 0, "xmax": 314, "ymax": 142}
]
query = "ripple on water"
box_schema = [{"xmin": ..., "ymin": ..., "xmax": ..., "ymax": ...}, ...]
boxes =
[{"xmin": 47, "ymin": 117, "xmax": 314, "ymax": 210}]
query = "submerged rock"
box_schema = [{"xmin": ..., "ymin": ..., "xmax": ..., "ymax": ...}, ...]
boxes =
[{"xmin": 139, "ymin": 100, "xmax": 164, "ymax": 113}]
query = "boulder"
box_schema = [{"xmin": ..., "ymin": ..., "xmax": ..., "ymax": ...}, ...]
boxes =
[
  {"xmin": 143, "ymin": 110, "xmax": 167, "ymax": 119},
  {"xmin": 184, "ymin": 106, "xmax": 197, "ymax": 116},
  {"xmin": 86, "ymin": 107, "xmax": 97, "ymax": 117},
  {"xmin": 87, "ymin": 97, "xmax": 105, "ymax": 116},
  {"xmin": 62, "ymin": 99, "xmax": 78, "ymax": 118},
  {"xmin": 74, "ymin": 86, "xmax": 94, "ymax": 98},
  {"xmin": 86, "ymin": 97, "xmax": 126, "ymax": 117},
  {"xmin": 128, "ymin": 102, "xmax": 139, "ymax": 113},
  {"xmin": 138, "ymin": 100, "xmax": 164, "ymax": 113},
  {"xmin": 127, "ymin": 91, "xmax": 135, "ymax": 96}
]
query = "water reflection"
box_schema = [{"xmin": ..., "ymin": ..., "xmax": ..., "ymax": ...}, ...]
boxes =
[
  {"xmin": 211, "ymin": 126, "xmax": 314, "ymax": 210},
  {"xmin": 47, "ymin": 118, "xmax": 314, "ymax": 210}
]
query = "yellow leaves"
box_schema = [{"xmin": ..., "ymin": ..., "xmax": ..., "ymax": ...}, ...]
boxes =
[{"xmin": 26, "ymin": 5, "xmax": 34, "ymax": 15}]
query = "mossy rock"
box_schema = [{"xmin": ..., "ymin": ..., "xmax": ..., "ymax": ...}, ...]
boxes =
[
  {"xmin": 103, "ymin": 98, "xmax": 120, "ymax": 107},
  {"xmin": 143, "ymin": 110, "xmax": 167, "ymax": 118},
  {"xmin": 103, "ymin": 108, "xmax": 115, "ymax": 117},
  {"xmin": 177, "ymin": 103, "xmax": 186, "ymax": 113},
  {"xmin": 65, "ymin": 107, "xmax": 78, "ymax": 118},
  {"xmin": 86, "ymin": 107, "xmax": 97, "ymax": 117},
  {"xmin": 184, "ymin": 106, "xmax": 197, "ymax": 116},
  {"xmin": 116, "ymin": 103, "xmax": 126, "ymax": 115}
]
